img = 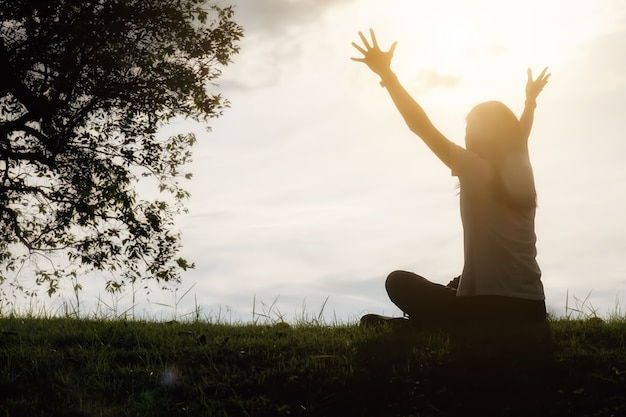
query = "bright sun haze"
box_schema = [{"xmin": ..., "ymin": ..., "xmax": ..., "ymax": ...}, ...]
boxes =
[
  {"xmin": 365, "ymin": 0, "xmax": 606, "ymax": 88},
  {"xmin": 351, "ymin": 0, "xmax": 610, "ymax": 143}
]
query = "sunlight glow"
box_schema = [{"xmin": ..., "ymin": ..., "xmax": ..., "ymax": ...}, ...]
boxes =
[
  {"xmin": 351, "ymin": 0, "xmax": 607, "ymax": 96},
  {"xmin": 343, "ymin": 0, "xmax": 612, "ymax": 137}
]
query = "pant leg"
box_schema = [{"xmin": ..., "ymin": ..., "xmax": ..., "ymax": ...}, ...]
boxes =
[
  {"xmin": 385, "ymin": 270, "xmax": 546, "ymax": 325},
  {"xmin": 385, "ymin": 270, "xmax": 457, "ymax": 323},
  {"xmin": 452, "ymin": 296, "xmax": 550, "ymax": 358},
  {"xmin": 456, "ymin": 295, "xmax": 547, "ymax": 323}
]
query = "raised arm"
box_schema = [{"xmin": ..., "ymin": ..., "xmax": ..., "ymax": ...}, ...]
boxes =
[
  {"xmin": 519, "ymin": 67, "xmax": 550, "ymax": 143},
  {"xmin": 351, "ymin": 29, "xmax": 452, "ymax": 168}
]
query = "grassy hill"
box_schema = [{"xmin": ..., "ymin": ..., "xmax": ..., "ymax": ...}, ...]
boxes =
[{"xmin": 1, "ymin": 315, "xmax": 625, "ymax": 416}]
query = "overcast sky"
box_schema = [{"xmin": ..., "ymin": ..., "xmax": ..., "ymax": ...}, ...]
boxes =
[{"xmin": 35, "ymin": 0, "xmax": 626, "ymax": 322}]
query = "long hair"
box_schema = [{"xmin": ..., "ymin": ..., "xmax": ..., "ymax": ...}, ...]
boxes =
[{"xmin": 464, "ymin": 101, "xmax": 537, "ymax": 209}]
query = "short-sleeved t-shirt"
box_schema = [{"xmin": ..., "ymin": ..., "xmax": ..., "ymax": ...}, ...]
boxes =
[{"xmin": 449, "ymin": 142, "xmax": 544, "ymax": 300}]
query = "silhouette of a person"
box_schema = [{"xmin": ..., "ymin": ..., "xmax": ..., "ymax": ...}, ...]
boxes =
[{"xmin": 352, "ymin": 29, "xmax": 550, "ymax": 328}]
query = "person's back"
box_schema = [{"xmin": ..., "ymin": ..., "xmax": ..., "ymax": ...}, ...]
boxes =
[{"xmin": 449, "ymin": 103, "xmax": 544, "ymax": 300}]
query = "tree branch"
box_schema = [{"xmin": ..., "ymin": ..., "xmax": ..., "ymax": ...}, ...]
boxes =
[
  {"xmin": 0, "ymin": 146, "xmax": 54, "ymax": 167},
  {"xmin": 0, "ymin": 40, "xmax": 62, "ymax": 120},
  {"xmin": 0, "ymin": 206, "xmax": 33, "ymax": 250}
]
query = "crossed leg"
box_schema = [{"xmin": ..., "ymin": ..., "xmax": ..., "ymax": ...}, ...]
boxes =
[{"xmin": 385, "ymin": 270, "xmax": 458, "ymax": 325}]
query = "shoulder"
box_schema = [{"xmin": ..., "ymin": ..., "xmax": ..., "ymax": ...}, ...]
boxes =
[{"xmin": 449, "ymin": 142, "xmax": 491, "ymax": 180}]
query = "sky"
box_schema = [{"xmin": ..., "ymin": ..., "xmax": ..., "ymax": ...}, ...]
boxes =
[{"xmin": 20, "ymin": 0, "xmax": 626, "ymax": 322}]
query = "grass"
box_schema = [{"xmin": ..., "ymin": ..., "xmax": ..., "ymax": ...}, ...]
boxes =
[{"xmin": 1, "ymin": 311, "xmax": 626, "ymax": 417}]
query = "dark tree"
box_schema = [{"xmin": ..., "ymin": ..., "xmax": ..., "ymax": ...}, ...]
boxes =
[{"xmin": 0, "ymin": 0, "xmax": 242, "ymax": 296}]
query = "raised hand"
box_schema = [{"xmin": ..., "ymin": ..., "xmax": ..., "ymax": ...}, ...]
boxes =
[
  {"xmin": 526, "ymin": 67, "xmax": 551, "ymax": 104},
  {"xmin": 520, "ymin": 67, "xmax": 550, "ymax": 141},
  {"xmin": 351, "ymin": 29, "xmax": 397, "ymax": 78}
]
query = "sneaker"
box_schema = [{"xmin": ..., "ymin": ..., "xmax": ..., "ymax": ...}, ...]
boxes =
[{"xmin": 360, "ymin": 313, "xmax": 410, "ymax": 328}]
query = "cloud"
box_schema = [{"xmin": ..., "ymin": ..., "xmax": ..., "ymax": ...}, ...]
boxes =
[
  {"xmin": 232, "ymin": 0, "xmax": 359, "ymax": 35},
  {"xmin": 218, "ymin": 0, "xmax": 360, "ymax": 93},
  {"xmin": 468, "ymin": 44, "xmax": 508, "ymax": 57},
  {"xmin": 416, "ymin": 69, "xmax": 463, "ymax": 90},
  {"xmin": 579, "ymin": 26, "xmax": 626, "ymax": 92}
]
